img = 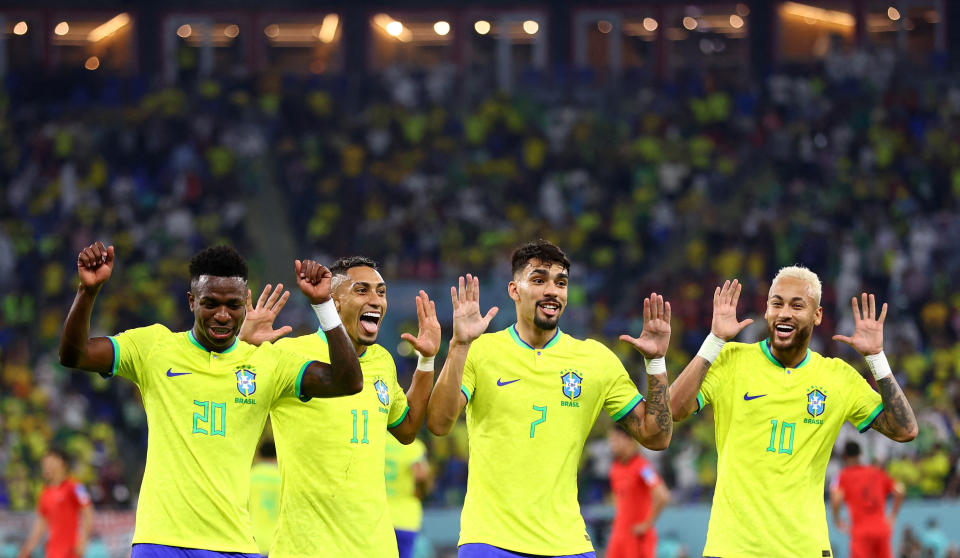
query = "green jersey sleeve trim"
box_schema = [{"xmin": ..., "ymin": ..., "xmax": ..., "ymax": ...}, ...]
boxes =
[
  {"xmin": 759, "ymin": 339, "xmax": 811, "ymax": 369},
  {"xmin": 103, "ymin": 336, "xmax": 120, "ymax": 378},
  {"xmin": 856, "ymin": 403, "xmax": 884, "ymax": 433},
  {"xmin": 296, "ymin": 361, "xmax": 315, "ymax": 402},
  {"xmin": 460, "ymin": 385, "xmax": 472, "ymax": 403},
  {"xmin": 694, "ymin": 392, "xmax": 705, "ymax": 415},
  {"xmin": 611, "ymin": 393, "xmax": 643, "ymax": 421},
  {"xmin": 388, "ymin": 405, "xmax": 410, "ymax": 428},
  {"xmin": 315, "ymin": 328, "xmax": 327, "ymax": 342}
]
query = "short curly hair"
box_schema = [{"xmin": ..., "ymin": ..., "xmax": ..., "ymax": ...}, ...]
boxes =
[
  {"xmin": 330, "ymin": 256, "xmax": 379, "ymax": 278},
  {"xmin": 189, "ymin": 245, "xmax": 248, "ymax": 283},
  {"xmin": 511, "ymin": 240, "xmax": 571, "ymax": 277}
]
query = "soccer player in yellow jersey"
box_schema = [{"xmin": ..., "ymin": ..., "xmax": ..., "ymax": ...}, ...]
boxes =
[
  {"xmin": 669, "ymin": 267, "xmax": 919, "ymax": 558},
  {"xmin": 385, "ymin": 435, "xmax": 432, "ymax": 558},
  {"xmin": 238, "ymin": 256, "xmax": 441, "ymax": 558},
  {"xmin": 58, "ymin": 242, "xmax": 363, "ymax": 558},
  {"xmin": 427, "ymin": 240, "xmax": 673, "ymax": 558}
]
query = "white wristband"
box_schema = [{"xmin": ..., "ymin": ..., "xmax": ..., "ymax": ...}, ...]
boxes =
[
  {"xmin": 697, "ymin": 333, "xmax": 726, "ymax": 364},
  {"xmin": 865, "ymin": 351, "xmax": 893, "ymax": 381},
  {"xmin": 311, "ymin": 300, "xmax": 342, "ymax": 331},
  {"xmin": 643, "ymin": 357, "xmax": 666, "ymax": 376},
  {"xmin": 416, "ymin": 351, "xmax": 435, "ymax": 372}
]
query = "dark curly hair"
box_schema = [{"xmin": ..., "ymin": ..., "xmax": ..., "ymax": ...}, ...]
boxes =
[
  {"xmin": 189, "ymin": 245, "xmax": 248, "ymax": 284},
  {"xmin": 511, "ymin": 240, "xmax": 571, "ymax": 277},
  {"xmin": 330, "ymin": 256, "xmax": 379, "ymax": 278}
]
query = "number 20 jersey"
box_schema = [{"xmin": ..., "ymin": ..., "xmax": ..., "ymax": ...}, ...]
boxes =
[
  {"xmin": 458, "ymin": 326, "xmax": 643, "ymax": 555},
  {"xmin": 698, "ymin": 341, "xmax": 883, "ymax": 558}
]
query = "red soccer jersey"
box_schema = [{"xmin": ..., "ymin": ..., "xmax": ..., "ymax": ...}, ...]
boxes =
[
  {"xmin": 606, "ymin": 454, "xmax": 661, "ymax": 558},
  {"xmin": 837, "ymin": 465, "xmax": 894, "ymax": 537},
  {"xmin": 38, "ymin": 479, "xmax": 90, "ymax": 558}
]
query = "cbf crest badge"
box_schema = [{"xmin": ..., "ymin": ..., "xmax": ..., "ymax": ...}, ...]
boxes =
[
  {"xmin": 807, "ymin": 388, "xmax": 826, "ymax": 417},
  {"xmin": 374, "ymin": 379, "xmax": 389, "ymax": 406},
  {"xmin": 236, "ymin": 368, "xmax": 257, "ymax": 397},
  {"xmin": 561, "ymin": 370, "xmax": 582, "ymax": 400}
]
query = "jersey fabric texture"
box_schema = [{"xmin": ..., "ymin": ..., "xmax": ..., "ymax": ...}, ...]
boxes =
[
  {"xmin": 107, "ymin": 324, "xmax": 312, "ymax": 553},
  {"xmin": 697, "ymin": 340, "xmax": 883, "ymax": 558},
  {"xmin": 248, "ymin": 462, "xmax": 281, "ymax": 555},
  {"xmin": 838, "ymin": 465, "xmax": 896, "ymax": 558},
  {"xmin": 385, "ymin": 436, "xmax": 427, "ymax": 531},
  {"xmin": 458, "ymin": 326, "xmax": 643, "ymax": 555},
  {"xmin": 130, "ymin": 544, "xmax": 260, "ymax": 558},
  {"xmin": 269, "ymin": 330, "xmax": 409, "ymax": 558},
  {"xmin": 458, "ymin": 544, "xmax": 596, "ymax": 558},
  {"xmin": 605, "ymin": 454, "xmax": 661, "ymax": 558},
  {"xmin": 38, "ymin": 479, "xmax": 91, "ymax": 558}
]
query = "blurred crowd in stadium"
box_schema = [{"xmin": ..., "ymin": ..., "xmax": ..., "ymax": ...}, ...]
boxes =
[{"xmin": 1, "ymin": 56, "xmax": 959, "ymax": 519}]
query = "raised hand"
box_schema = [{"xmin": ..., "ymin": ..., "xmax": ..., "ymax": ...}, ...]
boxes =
[
  {"xmin": 77, "ymin": 241, "xmax": 114, "ymax": 292},
  {"xmin": 238, "ymin": 284, "xmax": 293, "ymax": 346},
  {"xmin": 401, "ymin": 290, "xmax": 442, "ymax": 357},
  {"xmin": 711, "ymin": 279, "xmax": 754, "ymax": 341},
  {"xmin": 295, "ymin": 259, "xmax": 333, "ymax": 304},
  {"xmin": 450, "ymin": 274, "xmax": 498, "ymax": 345},
  {"xmin": 832, "ymin": 293, "xmax": 886, "ymax": 356},
  {"xmin": 620, "ymin": 292, "xmax": 671, "ymax": 359}
]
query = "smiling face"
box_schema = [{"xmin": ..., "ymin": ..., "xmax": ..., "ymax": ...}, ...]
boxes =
[
  {"xmin": 509, "ymin": 258, "xmax": 568, "ymax": 332},
  {"xmin": 188, "ymin": 275, "xmax": 247, "ymax": 351},
  {"xmin": 765, "ymin": 276, "xmax": 823, "ymax": 354},
  {"xmin": 332, "ymin": 265, "xmax": 387, "ymax": 348}
]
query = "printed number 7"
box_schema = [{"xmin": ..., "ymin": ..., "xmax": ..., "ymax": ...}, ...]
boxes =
[{"xmin": 530, "ymin": 405, "xmax": 547, "ymax": 438}]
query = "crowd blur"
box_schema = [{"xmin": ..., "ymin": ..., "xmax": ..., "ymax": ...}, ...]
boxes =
[{"xmin": 1, "ymin": 55, "xmax": 959, "ymax": 515}]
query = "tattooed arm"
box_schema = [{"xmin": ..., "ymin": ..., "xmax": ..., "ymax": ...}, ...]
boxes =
[
  {"xmin": 870, "ymin": 376, "xmax": 918, "ymax": 442},
  {"xmin": 618, "ymin": 293, "xmax": 673, "ymax": 450}
]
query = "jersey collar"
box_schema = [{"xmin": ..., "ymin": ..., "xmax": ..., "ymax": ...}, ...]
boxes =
[
  {"xmin": 508, "ymin": 323, "xmax": 562, "ymax": 350},
  {"xmin": 316, "ymin": 327, "xmax": 367, "ymax": 358},
  {"xmin": 188, "ymin": 330, "xmax": 238, "ymax": 354},
  {"xmin": 760, "ymin": 338, "xmax": 810, "ymax": 369}
]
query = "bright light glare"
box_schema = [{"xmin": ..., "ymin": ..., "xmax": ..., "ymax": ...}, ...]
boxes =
[
  {"xmin": 264, "ymin": 24, "xmax": 279, "ymax": 38},
  {"xmin": 523, "ymin": 20, "xmax": 539, "ymax": 34},
  {"xmin": 474, "ymin": 20, "xmax": 491, "ymax": 35},
  {"xmin": 642, "ymin": 17, "xmax": 658, "ymax": 32},
  {"xmin": 597, "ymin": 20, "xmax": 612, "ymax": 34},
  {"xmin": 887, "ymin": 6, "xmax": 901, "ymax": 20},
  {"xmin": 224, "ymin": 24, "xmax": 239, "ymax": 38},
  {"xmin": 88, "ymin": 13, "xmax": 130, "ymax": 42},
  {"xmin": 54, "ymin": 21, "xmax": 69, "ymax": 36},
  {"xmin": 84, "ymin": 56, "xmax": 100, "ymax": 70},
  {"xmin": 682, "ymin": 16, "xmax": 698, "ymax": 30},
  {"xmin": 13, "ymin": 21, "xmax": 28, "ymax": 35},
  {"xmin": 730, "ymin": 14, "xmax": 745, "ymax": 28},
  {"xmin": 317, "ymin": 14, "xmax": 339, "ymax": 43},
  {"xmin": 385, "ymin": 21, "xmax": 403, "ymax": 37},
  {"xmin": 434, "ymin": 20, "xmax": 450, "ymax": 36},
  {"xmin": 177, "ymin": 24, "xmax": 192, "ymax": 38}
]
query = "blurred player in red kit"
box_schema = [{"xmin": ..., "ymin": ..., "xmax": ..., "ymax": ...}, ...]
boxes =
[
  {"xmin": 17, "ymin": 448, "xmax": 93, "ymax": 558},
  {"xmin": 830, "ymin": 441, "xmax": 904, "ymax": 558},
  {"xmin": 606, "ymin": 424, "xmax": 671, "ymax": 558}
]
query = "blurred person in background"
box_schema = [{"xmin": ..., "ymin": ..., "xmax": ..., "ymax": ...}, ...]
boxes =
[
  {"xmin": 385, "ymin": 434, "xmax": 433, "ymax": 558},
  {"xmin": 830, "ymin": 440, "xmax": 903, "ymax": 558},
  {"xmin": 605, "ymin": 424, "xmax": 670, "ymax": 558},
  {"xmin": 249, "ymin": 440, "xmax": 281, "ymax": 557},
  {"xmin": 17, "ymin": 448, "xmax": 93, "ymax": 558}
]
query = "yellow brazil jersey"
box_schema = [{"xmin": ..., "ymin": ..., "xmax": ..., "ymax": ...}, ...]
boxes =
[
  {"xmin": 385, "ymin": 436, "xmax": 427, "ymax": 532},
  {"xmin": 249, "ymin": 461, "xmax": 281, "ymax": 555},
  {"xmin": 697, "ymin": 340, "xmax": 883, "ymax": 558},
  {"xmin": 458, "ymin": 325, "xmax": 643, "ymax": 555},
  {"xmin": 106, "ymin": 324, "xmax": 313, "ymax": 553},
  {"xmin": 269, "ymin": 330, "xmax": 409, "ymax": 558}
]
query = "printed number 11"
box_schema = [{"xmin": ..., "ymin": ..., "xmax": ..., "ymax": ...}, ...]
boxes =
[{"xmin": 351, "ymin": 409, "xmax": 369, "ymax": 444}]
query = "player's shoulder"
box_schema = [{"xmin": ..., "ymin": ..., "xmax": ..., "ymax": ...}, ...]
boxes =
[
  {"xmin": 809, "ymin": 351, "xmax": 863, "ymax": 379},
  {"xmin": 467, "ymin": 327, "xmax": 514, "ymax": 356},
  {"xmin": 274, "ymin": 330, "xmax": 328, "ymax": 351},
  {"xmin": 364, "ymin": 343, "xmax": 397, "ymax": 370},
  {"xmin": 114, "ymin": 322, "xmax": 172, "ymax": 339}
]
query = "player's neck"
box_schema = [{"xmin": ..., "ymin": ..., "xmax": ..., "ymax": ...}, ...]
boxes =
[
  {"xmin": 351, "ymin": 338, "xmax": 368, "ymax": 358},
  {"xmin": 769, "ymin": 342, "xmax": 808, "ymax": 368},
  {"xmin": 514, "ymin": 318, "xmax": 558, "ymax": 349}
]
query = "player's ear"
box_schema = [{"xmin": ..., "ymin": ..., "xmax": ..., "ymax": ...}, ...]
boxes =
[
  {"xmin": 507, "ymin": 280, "xmax": 520, "ymax": 303},
  {"xmin": 187, "ymin": 291, "xmax": 196, "ymax": 312},
  {"xmin": 814, "ymin": 306, "xmax": 823, "ymax": 326}
]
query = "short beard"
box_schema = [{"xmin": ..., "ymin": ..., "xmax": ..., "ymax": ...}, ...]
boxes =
[
  {"xmin": 768, "ymin": 322, "xmax": 813, "ymax": 352},
  {"xmin": 533, "ymin": 313, "xmax": 560, "ymax": 331}
]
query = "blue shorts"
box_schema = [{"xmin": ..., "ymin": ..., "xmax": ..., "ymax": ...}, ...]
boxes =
[
  {"xmin": 395, "ymin": 529, "xmax": 418, "ymax": 558},
  {"xmin": 131, "ymin": 544, "xmax": 261, "ymax": 558},
  {"xmin": 458, "ymin": 543, "xmax": 596, "ymax": 558}
]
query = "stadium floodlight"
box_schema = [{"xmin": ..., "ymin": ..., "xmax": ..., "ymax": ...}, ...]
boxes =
[
  {"xmin": 887, "ymin": 6, "xmax": 901, "ymax": 21},
  {"xmin": 523, "ymin": 20, "xmax": 539, "ymax": 34},
  {"xmin": 54, "ymin": 21, "xmax": 69, "ymax": 36},
  {"xmin": 682, "ymin": 16, "xmax": 698, "ymax": 30},
  {"xmin": 434, "ymin": 20, "xmax": 450, "ymax": 36},
  {"xmin": 729, "ymin": 14, "xmax": 745, "ymax": 29},
  {"xmin": 88, "ymin": 13, "xmax": 130, "ymax": 42},
  {"xmin": 385, "ymin": 21, "xmax": 403, "ymax": 37},
  {"xmin": 177, "ymin": 24, "xmax": 192, "ymax": 38},
  {"xmin": 84, "ymin": 56, "xmax": 100, "ymax": 70},
  {"xmin": 317, "ymin": 14, "xmax": 339, "ymax": 43},
  {"xmin": 474, "ymin": 20, "xmax": 491, "ymax": 35},
  {"xmin": 13, "ymin": 21, "xmax": 27, "ymax": 35},
  {"xmin": 780, "ymin": 2, "xmax": 854, "ymax": 26},
  {"xmin": 224, "ymin": 24, "xmax": 239, "ymax": 38},
  {"xmin": 643, "ymin": 17, "xmax": 658, "ymax": 32}
]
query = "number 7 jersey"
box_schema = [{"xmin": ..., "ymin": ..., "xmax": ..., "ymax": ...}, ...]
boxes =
[
  {"xmin": 697, "ymin": 340, "xmax": 883, "ymax": 558},
  {"xmin": 458, "ymin": 326, "xmax": 643, "ymax": 555}
]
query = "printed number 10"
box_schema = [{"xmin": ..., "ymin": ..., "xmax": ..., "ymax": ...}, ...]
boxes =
[{"xmin": 767, "ymin": 419, "xmax": 795, "ymax": 455}]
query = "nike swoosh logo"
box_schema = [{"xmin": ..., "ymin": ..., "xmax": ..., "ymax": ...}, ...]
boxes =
[
  {"xmin": 166, "ymin": 369, "xmax": 192, "ymax": 377},
  {"xmin": 744, "ymin": 393, "xmax": 767, "ymax": 401},
  {"xmin": 497, "ymin": 378, "xmax": 520, "ymax": 386}
]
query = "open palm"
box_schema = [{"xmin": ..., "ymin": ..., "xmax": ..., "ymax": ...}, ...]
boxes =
[
  {"xmin": 620, "ymin": 293, "xmax": 671, "ymax": 359},
  {"xmin": 451, "ymin": 274, "xmax": 498, "ymax": 345},
  {"xmin": 712, "ymin": 279, "xmax": 754, "ymax": 341},
  {"xmin": 238, "ymin": 284, "xmax": 293, "ymax": 345},
  {"xmin": 401, "ymin": 290, "xmax": 442, "ymax": 357},
  {"xmin": 833, "ymin": 293, "xmax": 886, "ymax": 356}
]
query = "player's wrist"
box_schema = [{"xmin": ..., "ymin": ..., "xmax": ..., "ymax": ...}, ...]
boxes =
[
  {"xmin": 415, "ymin": 351, "xmax": 436, "ymax": 372},
  {"xmin": 697, "ymin": 332, "xmax": 726, "ymax": 364},
  {"xmin": 864, "ymin": 350, "xmax": 892, "ymax": 380},
  {"xmin": 643, "ymin": 356, "xmax": 667, "ymax": 375},
  {"xmin": 311, "ymin": 299, "xmax": 342, "ymax": 331}
]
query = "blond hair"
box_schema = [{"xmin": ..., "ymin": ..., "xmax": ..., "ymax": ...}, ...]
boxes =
[{"xmin": 771, "ymin": 265, "xmax": 822, "ymax": 306}]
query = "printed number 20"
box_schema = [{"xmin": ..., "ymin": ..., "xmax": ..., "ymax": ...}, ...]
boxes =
[
  {"xmin": 193, "ymin": 400, "xmax": 226, "ymax": 436},
  {"xmin": 767, "ymin": 419, "xmax": 795, "ymax": 455},
  {"xmin": 530, "ymin": 405, "xmax": 547, "ymax": 438}
]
